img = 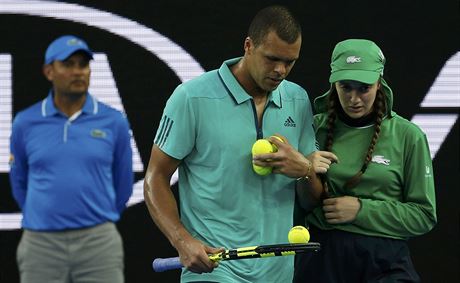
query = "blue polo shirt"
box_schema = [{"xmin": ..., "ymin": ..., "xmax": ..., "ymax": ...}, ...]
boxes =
[
  {"xmin": 9, "ymin": 92, "xmax": 133, "ymax": 231},
  {"xmin": 155, "ymin": 58, "xmax": 316, "ymax": 283}
]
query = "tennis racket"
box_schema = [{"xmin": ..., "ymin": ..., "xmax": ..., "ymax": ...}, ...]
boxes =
[{"xmin": 152, "ymin": 242, "xmax": 320, "ymax": 272}]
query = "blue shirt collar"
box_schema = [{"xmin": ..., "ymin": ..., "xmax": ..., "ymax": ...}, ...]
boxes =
[
  {"xmin": 218, "ymin": 57, "xmax": 282, "ymax": 108},
  {"xmin": 41, "ymin": 90, "xmax": 98, "ymax": 117}
]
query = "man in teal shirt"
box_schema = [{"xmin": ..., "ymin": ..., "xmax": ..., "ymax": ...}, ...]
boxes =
[{"xmin": 144, "ymin": 6, "xmax": 326, "ymax": 282}]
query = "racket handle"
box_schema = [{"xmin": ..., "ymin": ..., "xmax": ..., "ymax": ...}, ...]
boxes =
[{"xmin": 152, "ymin": 257, "xmax": 183, "ymax": 272}]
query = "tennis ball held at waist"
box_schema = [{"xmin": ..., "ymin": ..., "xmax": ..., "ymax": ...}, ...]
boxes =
[{"xmin": 251, "ymin": 137, "xmax": 282, "ymax": 176}]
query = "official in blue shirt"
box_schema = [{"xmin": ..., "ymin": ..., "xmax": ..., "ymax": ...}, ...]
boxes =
[{"xmin": 9, "ymin": 35, "xmax": 133, "ymax": 283}]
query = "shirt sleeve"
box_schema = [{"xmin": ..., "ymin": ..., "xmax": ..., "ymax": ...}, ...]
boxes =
[
  {"xmin": 354, "ymin": 128, "xmax": 437, "ymax": 238},
  {"xmin": 9, "ymin": 115, "xmax": 28, "ymax": 209},
  {"xmin": 154, "ymin": 84, "xmax": 196, "ymax": 159},
  {"xmin": 112, "ymin": 113, "xmax": 134, "ymax": 213}
]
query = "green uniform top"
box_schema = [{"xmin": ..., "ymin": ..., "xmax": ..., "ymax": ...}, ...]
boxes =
[
  {"xmin": 155, "ymin": 58, "xmax": 316, "ymax": 283},
  {"xmin": 307, "ymin": 85, "xmax": 437, "ymax": 240}
]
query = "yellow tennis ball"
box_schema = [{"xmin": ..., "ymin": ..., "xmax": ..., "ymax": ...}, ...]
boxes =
[
  {"xmin": 253, "ymin": 164, "xmax": 272, "ymax": 176},
  {"xmin": 252, "ymin": 139, "xmax": 274, "ymax": 155},
  {"xmin": 288, "ymin": 226, "xmax": 310, "ymax": 244},
  {"xmin": 252, "ymin": 139, "xmax": 275, "ymax": 176},
  {"xmin": 269, "ymin": 135, "xmax": 284, "ymax": 151}
]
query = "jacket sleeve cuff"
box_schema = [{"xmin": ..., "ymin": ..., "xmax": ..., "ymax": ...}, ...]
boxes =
[{"xmin": 353, "ymin": 198, "xmax": 368, "ymax": 225}]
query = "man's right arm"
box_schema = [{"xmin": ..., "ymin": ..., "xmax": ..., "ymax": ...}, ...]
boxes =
[{"xmin": 143, "ymin": 145, "xmax": 222, "ymax": 273}]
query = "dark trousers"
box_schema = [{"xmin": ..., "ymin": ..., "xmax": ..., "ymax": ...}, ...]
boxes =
[{"xmin": 293, "ymin": 227, "xmax": 420, "ymax": 283}]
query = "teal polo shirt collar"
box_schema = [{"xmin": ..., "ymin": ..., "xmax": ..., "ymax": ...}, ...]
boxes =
[
  {"xmin": 218, "ymin": 57, "xmax": 282, "ymax": 108},
  {"xmin": 41, "ymin": 91, "xmax": 98, "ymax": 117}
]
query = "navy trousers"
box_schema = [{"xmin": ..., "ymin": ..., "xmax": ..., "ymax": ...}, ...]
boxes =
[{"xmin": 293, "ymin": 226, "xmax": 420, "ymax": 283}]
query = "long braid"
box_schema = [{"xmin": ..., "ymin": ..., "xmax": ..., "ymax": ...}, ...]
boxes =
[
  {"xmin": 321, "ymin": 89, "xmax": 338, "ymax": 198},
  {"xmin": 343, "ymin": 89, "xmax": 387, "ymax": 189},
  {"xmin": 325, "ymin": 89, "xmax": 337, "ymax": 152}
]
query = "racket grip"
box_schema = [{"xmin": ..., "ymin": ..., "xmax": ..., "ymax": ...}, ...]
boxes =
[{"xmin": 152, "ymin": 257, "xmax": 183, "ymax": 272}]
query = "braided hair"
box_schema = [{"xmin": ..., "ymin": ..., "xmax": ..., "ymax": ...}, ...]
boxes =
[{"xmin": 325, "ymin": 85, "xmax": 387, "ymax": 190}]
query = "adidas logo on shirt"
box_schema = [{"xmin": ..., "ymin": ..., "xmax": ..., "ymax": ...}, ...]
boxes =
[{"xmin": 284, "ymin": 116, "xmax": 296, "ymax": 127}]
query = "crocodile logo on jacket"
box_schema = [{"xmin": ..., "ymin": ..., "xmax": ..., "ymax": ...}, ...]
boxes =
[
  {"xmin": 371, "ymin": 155, "xmax": 390, "ymax": 165},
  {"xmin": 346, "ymin": 56, "xmax": 361, "ymax": 63}
]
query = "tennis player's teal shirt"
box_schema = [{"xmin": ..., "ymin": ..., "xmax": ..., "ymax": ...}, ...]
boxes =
[{"xmin": 155, "ymin": 58, "xmax": 316, "ymax": 283}]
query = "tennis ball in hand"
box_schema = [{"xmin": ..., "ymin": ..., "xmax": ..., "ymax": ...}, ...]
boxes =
[
  {"xmin": 288, "ymin": 226, "xmax": 310, "ymax": 244},
  {"xmin": 251, "ymin": 139, "xmax": 276, "ymax": 176},
  {"xmin": 269, "ymin": 135, "xmax": 284, "ymax": 151}
]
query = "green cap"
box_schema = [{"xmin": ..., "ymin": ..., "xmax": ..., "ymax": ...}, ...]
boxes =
[
  {"xmin": 329, "ymin": 39, "xmax": 385, "ymax": 84},
  {"xmin": 314, "ymin": 39, "xmax": 394, "ymax": 115}
]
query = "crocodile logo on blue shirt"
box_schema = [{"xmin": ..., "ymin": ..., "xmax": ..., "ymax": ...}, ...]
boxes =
[{"xmin": 91, "ymin": 129, "xmax": 107, "ymax": 138}]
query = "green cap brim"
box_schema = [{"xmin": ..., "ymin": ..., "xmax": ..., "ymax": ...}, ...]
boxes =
[{"xmin": 329, "ymin": 70, "xmax": 380, "ymax": 84}]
